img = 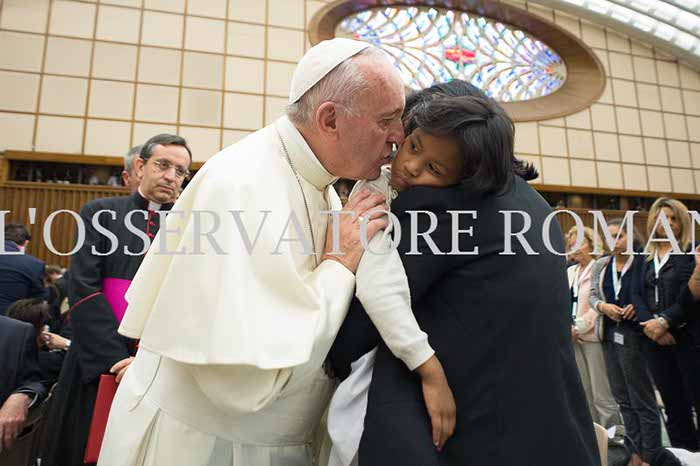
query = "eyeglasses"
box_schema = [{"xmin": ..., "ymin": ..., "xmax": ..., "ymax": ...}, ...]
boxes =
[{"xmin": 150, "ymin": 159, "xmax": 190, "ymax": 179}]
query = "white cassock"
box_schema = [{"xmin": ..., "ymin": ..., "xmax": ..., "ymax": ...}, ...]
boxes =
[{"xmin": 97, "ymin": 115, "xmax": 355, "ymax": 466}]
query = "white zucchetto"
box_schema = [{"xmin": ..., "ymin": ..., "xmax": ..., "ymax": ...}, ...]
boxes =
[{"xmin": 288, "ymin": 37, "xmax": 371, "ymax": 104}]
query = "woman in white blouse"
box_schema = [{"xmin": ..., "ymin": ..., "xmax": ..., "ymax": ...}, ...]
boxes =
[{"xmin": 567, "ymin": 226, "xmax": 620, "ymax": 428}]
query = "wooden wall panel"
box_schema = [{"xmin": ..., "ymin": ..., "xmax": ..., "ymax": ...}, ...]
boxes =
[{"xmin": 1, "ymin": 182, "xmax": 127, "ymax": 268}]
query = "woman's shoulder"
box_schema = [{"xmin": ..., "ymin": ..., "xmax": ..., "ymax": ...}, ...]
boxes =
[{"xmin": 591, "ymin": 256, "xmax": 609, "ymax": 271}]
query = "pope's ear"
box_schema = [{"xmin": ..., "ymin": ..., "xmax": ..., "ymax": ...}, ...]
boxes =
[{"xmin": 314, "ymin": 101, "xmax": 339, "ymax": 139}]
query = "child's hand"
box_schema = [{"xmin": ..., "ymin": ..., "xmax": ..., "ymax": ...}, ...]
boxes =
[{"xmin": 416, "ymin": 356, "xmax": 456, "ymax": 451}]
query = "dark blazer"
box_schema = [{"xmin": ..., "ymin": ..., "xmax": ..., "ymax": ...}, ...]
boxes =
[
  {"xmin": 332, "ymin": 177, "xmax": 599, "ymax": 466},
  {"xmin": 639, "ymin": 252, "xmax": 693, "ymax": 324},
  {"xmin": 639, "ymin": 250, "xmax": 700, "ymax": 340},
  {"xmin": 0, "ymin": 240, "xmax": 47, "ymax": 315},
  {"xmin": 0, "ymin": 315, "xmax": 47, "ymax": 407},
  {"xmin": 599, "ymin": 255, "xmax": 649, "ymax": 339}
]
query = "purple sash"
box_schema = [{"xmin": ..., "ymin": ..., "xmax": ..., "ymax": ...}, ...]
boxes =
[{"xmin": 102, "ymin": 278, "xmax": 132, "ymax": 324}]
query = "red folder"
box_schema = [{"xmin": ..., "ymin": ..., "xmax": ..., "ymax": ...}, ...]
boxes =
[{"xmin": 84, "ymin": 374, "xmax": 118, "ymax": 464}]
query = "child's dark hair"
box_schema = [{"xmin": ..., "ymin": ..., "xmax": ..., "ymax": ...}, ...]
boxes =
[
  {"xmin": 6, "ymin": 298, "xmax": 50, "ymax": 329},
  {"xmin": 404, "ymin": 80, "xmax": 537, "ymax": 195}
]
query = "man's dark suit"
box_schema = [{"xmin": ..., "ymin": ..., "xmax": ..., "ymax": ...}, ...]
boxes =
[
  {"xmin": 0, "ymin": 241, "xmax": 46, "ymax": 315},
  {"xmin": 331, "ymin": 177, "xmax": 600, "ymax": 466},
  {"xmin": 0, "ymin": 315, "xmax": 47, "ymax": 407}
]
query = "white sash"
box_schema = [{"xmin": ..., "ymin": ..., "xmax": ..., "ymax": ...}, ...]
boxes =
[
  {"xmin": 612, "ymin": 256, "xmax": 634, "ymax": 300},
  {"xmin": 653, "ymin": 251, "xmax": 670, "ymax": 305}
]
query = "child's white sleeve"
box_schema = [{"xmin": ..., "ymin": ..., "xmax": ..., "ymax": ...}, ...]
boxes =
[{"xmin": 355, "ymin": 230, "xmax": 435, "ymax": 371}]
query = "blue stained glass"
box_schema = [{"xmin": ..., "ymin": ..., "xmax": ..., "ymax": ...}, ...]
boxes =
[{"xmin": 337, "ymin": 6, "xmax": 566, "ymax": 101}]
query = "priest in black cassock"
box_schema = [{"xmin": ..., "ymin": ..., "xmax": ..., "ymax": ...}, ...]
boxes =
[{"xmin": 42, "ymin": 134, "xmax": 192, "ymax": 466}]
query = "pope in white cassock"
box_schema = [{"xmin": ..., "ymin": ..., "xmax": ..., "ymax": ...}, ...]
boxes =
[{"xmin": 97, "ymin": 38, "xmax": 406, "ymax": 466}]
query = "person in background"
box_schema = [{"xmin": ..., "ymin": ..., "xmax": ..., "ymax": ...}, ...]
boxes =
[
  {"xmin": 45, "ymin": 267, "xmax": 70, "ymax": 336},
  {"xmin": 0, "ymin": 224, "xmax": 47, "ymax": 316},
  {"xmin": 683, "ymin": 245, "xmax": 700, "ymax": 311},
  {"xmin": 121, "ymin": 145, "xmax": 142, "ymax": 192},
  {"xmin": 567, "ymin": 225, "xmax": 620, "ymax": 429},
  {"xmin": 6, "ymin": 298, "xmax": 68, "ymax": 386},
  {"xmin": 589, "ymin": 219, "xmax": 661, "ymax": 466},
  {"xmin": 0, "ymin": 313, "xmax": 46, "ymax": 451},
  {"xmin": 44, "ymin": 265, "xmax": 63, "ymax": 287},
  {"xmin": 638, "ymin": 197, "xmax": 700, "ymax": 452},
  {"xmin": 42, "ymin": 134, "xmax": 191, "ymax": 466}
]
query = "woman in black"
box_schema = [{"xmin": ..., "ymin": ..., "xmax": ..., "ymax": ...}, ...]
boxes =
[
  {"xmin": 638, "ymin": 197, "xmax": 700, "ymax": 452},
  {"xmin": 589, "ymin": 219, "xmax": 661, "ymax": 466},
  {"xmin": 330, "ymin": 80, "xmax": 600, "ymax": 466}
]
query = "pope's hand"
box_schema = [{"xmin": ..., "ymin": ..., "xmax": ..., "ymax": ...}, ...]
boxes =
[
  {"xmin": 322, "ymin": 189, "xmax": 388, "ymax": 274},
  {"xmin": 110, "ymin": 357, "xmax": 135, "ymax": 383}
]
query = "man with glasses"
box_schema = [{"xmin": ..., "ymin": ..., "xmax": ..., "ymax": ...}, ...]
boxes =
[{"xmin": 42, "ymin": 134, "xmax": 191, "ymax": 466}]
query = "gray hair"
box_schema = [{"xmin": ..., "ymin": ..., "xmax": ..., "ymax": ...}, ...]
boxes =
[
  {"xmin": 124, "ymin": 145, "xmax": 142, "ymax": 173},
  {"xmin": 286, "ymin": 46, "xmax": 385, "ymax": 127}
]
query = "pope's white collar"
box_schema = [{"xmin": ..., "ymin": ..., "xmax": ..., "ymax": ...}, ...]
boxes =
[{"xmin": 275, "ymin": 116, "xmax": 339, "ymax": 191}]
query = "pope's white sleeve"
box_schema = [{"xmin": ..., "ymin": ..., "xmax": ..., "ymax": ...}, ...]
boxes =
[
  {"xmin": 187, "ymin": 259, "xmax": 355, "ymax": 415},
  {"xmin": 355, "ymin": 231, "xmax": 434, "ymax": 371}
]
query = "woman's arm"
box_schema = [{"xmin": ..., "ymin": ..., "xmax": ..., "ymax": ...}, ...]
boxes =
[
  {"xmin": 588, "ymin": 258, "xmax": 606, "ymax": 313},
  {"xmin": 657, "ymin": 256, "xmax": 694, "ymax": 327},
  {"xmin": 686, "ymin": 245, "xmax": 700, "ymax": 303}
]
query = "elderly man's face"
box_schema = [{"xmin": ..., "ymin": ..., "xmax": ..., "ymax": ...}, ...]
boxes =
[
  {"xmin": 122, "ymin": 166, "xmax": 142, "ymax": 192},
  {"xmin": 336, "ymin": 57, "xmax": 405, "ymax": 180},
  {"xmin": 136, "ymin": 144, "xmax": 190, "ymax": 203}
]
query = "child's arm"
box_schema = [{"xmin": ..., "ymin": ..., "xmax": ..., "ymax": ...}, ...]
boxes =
[
  {"xmin": 355, "ymin": 230, "xmax": 434, "ymax": 370},
  {"xmin": 356, "ymin": 230, "xmax": 455, "ymax": 449}
]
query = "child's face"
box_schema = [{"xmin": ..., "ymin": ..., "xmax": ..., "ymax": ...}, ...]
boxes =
[{"xmin": 390, "ymin": 128, "xmax": 463, "ymax": 192}]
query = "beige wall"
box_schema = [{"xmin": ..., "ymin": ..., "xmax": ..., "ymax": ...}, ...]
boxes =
[
  {"xmin": 0, "ymin": 0, "xmax": 326, "ymax": 162},
  {"xmin": 0, "ymin": 0, "xmax": 698, "ymax": 193},
  {"xmin": 506, "ymin": 1, "xmax": 700, "ymax": 195}
]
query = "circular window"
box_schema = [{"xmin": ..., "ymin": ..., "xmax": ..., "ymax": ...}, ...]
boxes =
[
  {"xmin": 309, "ymin": 1, "xmax": 605, "ymax": 121},
  {"xmin": 336, "ymin": 7, "xmax": 567, "ymax": 103}
]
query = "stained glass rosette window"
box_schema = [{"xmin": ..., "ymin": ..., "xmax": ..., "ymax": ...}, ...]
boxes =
[{"xmin": 335, "ymin": 7, "xmax": 567, "ymax": 102}]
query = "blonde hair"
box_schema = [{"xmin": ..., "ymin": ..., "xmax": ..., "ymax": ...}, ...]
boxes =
[
  {"xmin": 566, "ymin": 225, "xmax": 607, "ymax": 258},
  {"xmin": 646, "ymin": 197, "xmax": 691, "ymax": 260}
]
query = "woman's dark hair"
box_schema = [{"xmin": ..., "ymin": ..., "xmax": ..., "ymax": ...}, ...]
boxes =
[
  {"xmin": 6, "ymin": 298, "xmax": 50, "ymax": 329},
  {"xmin": 45, "ymin": 264, "xmax": 62, "ymax": 276},
  {"xmin": 404, "ymin": 80, "xmax": 537, "ymax": 195}
]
